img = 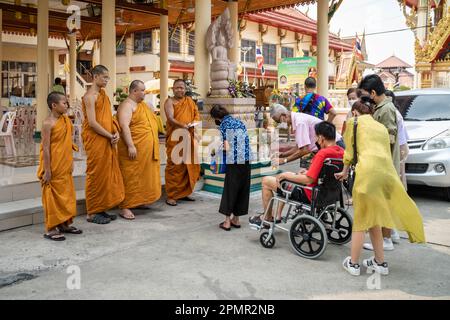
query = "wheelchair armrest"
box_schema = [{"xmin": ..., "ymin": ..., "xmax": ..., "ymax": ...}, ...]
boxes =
[{"xmin": 280, "ymin": 180, "xmax": 313, "ymax": 194}]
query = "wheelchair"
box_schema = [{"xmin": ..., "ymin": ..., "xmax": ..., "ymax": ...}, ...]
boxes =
[{"xmin": 251, "ymin": 158, "xmax": 352, "ymax": 259}]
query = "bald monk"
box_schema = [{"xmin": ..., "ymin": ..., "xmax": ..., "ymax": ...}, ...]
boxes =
[
  {"xmin": 38, "ymin": 92, "xmax": 82, "ymax": 241},
  {"xmin": 117, "ymin": 80, "xmax": 161, "ymax": 220},
  {"xmin": 82, "ymin": 65, "xmax": 124, "ymax": 224},
  {"xmin": 164, "ymin": 79, "xmax": 201, "ymax": 206}
]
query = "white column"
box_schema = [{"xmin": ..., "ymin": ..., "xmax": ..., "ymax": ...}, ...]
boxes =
[
  {"xmin": 101, "ymin": 0, "xmax": 116, "ymax": 104},
  {"xmin": 228, "ymin": 0, "xmax": 239, "ymax": 65},
  {"xmin": 0, "ymin": 9, "xmax": 3, "ymax": 102},
  {"xmin": 69, "ymin": 32, "xmax": 77, "ymax": 103},
  {"xmin": 417, "ymin": 0, "xmax": 428, "ymax": 46},
  {"xmin": 125, "ymin": 36, "xmax": 132, "ymax": 82},
  {"xmin": 317, "ymin": 0, "xmax": 329, "ymax": 97},
  {"xmin": 194, "ymin": 0, "xmax": 211, "ymax": 98},
  {"xmin": 160, "ymin": 9, "xmax": 169, "ymax": 123},
  {"xmin": 36, "ymin": 0, "xmax": 49, "ymax": 136}
]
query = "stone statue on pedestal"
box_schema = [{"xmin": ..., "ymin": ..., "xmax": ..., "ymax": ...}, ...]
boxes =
[{"xmin": 206, "ymin": 8, "xmax": 237, "ymax": 97}]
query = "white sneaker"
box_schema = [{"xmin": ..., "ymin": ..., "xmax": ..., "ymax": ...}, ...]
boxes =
[
  {"xmin": 363, "ymin": 256, "xmax": 389, "ymax": 275},
  {"xmin": 342, "ymin": 256, "xmax": 361, "ymax": 276},
  {"xmin": 363, "ymin": 238, "xmax": 395, "ymax": 251},
  {"xmin": 391, "ymin": 230, "xmax": 401, "ymax": 244}
]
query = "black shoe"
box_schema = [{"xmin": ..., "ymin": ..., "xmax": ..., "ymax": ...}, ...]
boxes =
[{"xmin": 100, "ymin": 212, "xmax": 117, "ymax": 221}]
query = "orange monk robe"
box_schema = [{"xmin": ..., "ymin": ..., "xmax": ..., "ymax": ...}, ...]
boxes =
[
  {"xmin": 37, "ymin": 115, "xmax": 78, "ymax": 231},
  {"xmin": 82, "ymin": 89, "xmax": 125, "ymax": 214},
  {"xmin": 165, "ymin": 96, "xmax": 200, "ymax": 200},
  {"xmin": 118, "ymin": 102, "xmax": 161, "ymax": 208}
]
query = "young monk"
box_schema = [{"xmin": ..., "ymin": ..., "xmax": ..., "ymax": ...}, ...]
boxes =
[
  {"xmin": 117, "ymin": 80, "xmax": 161, "ymax": 220},
  {"xmin": 82, "ymin": 65, "xmax": 125, "ymax": 224},
  {"xmin": 38, "ymin": 92, "xmax": 82, "ymax": 241}
]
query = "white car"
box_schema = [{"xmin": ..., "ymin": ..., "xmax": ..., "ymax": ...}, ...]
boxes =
[{"xmin": 395, "ymin": 89, "xmax": 450, "ymax": 201}]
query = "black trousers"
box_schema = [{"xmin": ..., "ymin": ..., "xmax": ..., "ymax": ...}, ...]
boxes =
[{"xmin": 219, "ymin": 162, "xmax": 251, "ymax": 216}]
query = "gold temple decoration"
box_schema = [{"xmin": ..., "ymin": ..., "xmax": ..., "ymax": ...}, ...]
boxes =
[{"xmin": 415, "ymin": 6, "xmax": 450, "ymax": 63}]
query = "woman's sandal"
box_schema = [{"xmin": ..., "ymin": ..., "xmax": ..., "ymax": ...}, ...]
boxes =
[
  {"xmin": 219, "ymin": 222, "xmax": 231, "ymax": 231},
  {"xmin": 87, "ymin": 214, "xmax": 111, "ymax": 224},
  {"xmin": 58, "ymin": 226, "xmax": 83, "ymax": 234},
  {"xmin": 44, "ymin": 231, "xmax": 66, "ymax": 241},
  {"xmin": 230, "ymin": 221, "xmax": 241, "ymax": 228}
]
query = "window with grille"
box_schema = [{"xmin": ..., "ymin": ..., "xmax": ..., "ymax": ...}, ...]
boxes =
[
  {"xmin": 134, "ymin": 31, "xmax": 152, "ymax": 54},
  {"xmin": 188, "ymin": 32, "xmax": 195, "ymax": 56},
  {"xmin": 281, "ymin": 47, "xmax": 294, "ymax": 59},
  {"xmin": 263, "ymin": 43, "xmax": 277, "ymax": 65},
  {"xmin": 2, "ymin": 61, "xmax": 37, "ymax": 98},
  {"xmin": 169, "ymin": 27, "xmax": 181, "ymax": 53},
  {"xmin": 116, "ymin": 37, "xmax": 126, "ymax": 55},
  {"xmin": 240, "ymin": 39, "xmax": 256, "ymax": 63}
]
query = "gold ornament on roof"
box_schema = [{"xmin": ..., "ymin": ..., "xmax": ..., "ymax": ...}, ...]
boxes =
[{"xmin": 415, "ymin": 6, "xmax": 450, "ymax": 63}]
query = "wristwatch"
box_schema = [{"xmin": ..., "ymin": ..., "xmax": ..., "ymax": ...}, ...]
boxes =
[{"xmin": 283, "ymin": 158, "xmax": 288, "ymax": 164}]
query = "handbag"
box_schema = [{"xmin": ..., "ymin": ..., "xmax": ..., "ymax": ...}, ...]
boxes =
[
  {"xmin": 210, "ymin": 145, "xmax": 227, "ymax": 174},
  {"xmin": 345, "ymin": 117, "xmax": 358, "ymax": 195}
]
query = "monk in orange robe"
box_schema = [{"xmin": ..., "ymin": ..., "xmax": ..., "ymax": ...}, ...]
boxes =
[
  {"xmin": 164, "ymin": 79, "xmax": 200, "ymax": 206},
  {"xmin": 38, "ymin": 92, "xmax": 82, "ymax": 241},
  {"xmin": 82, "ymin": 65, "xmax": 124, "ymax": 224},
  {"xmin": 117, "ymin": 80, "xmax": 161, "ymax": 220}
]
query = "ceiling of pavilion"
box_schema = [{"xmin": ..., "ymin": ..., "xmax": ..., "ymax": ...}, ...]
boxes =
[{"xmin": 0, "ymin": 0, "xmax": 317, "ymax": 39}]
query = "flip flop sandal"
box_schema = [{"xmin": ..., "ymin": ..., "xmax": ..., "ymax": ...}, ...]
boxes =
[
  {"xmin": 44, "ymin": 233, "xmax": 66, "ymax": 241},
  {"xmin": 166, "ymin": 200, "xmax": 177, "ymax": 206},
  {"xmin": 87, "ymin": 214, "xmax": 111, "ymax": 224},
  {"xmin": 119, "ymin": 213, "xmax": 135, "ymax": 220},
  {"xmin": 219, "ymin": 222, "xmax": 231, "ymax": 231},
  {"xmin": 230, "ymin": 222, "xmax": 241, "ymax": 228},
  {"xmin": 180, "ymin": 197, "xmax": 195, "ymax": 201},
  {"xmin": 100, "ymin": 212, "xmax": 117, "ymax": 221},
  {"xmin": 58, "ymin": 226, "xmax": 83, "ymax": 234}
]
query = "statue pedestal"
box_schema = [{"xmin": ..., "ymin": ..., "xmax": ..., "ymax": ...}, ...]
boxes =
[{"xmin": 200, "ymin": 97, "xmax": 280, "ymax": 194}]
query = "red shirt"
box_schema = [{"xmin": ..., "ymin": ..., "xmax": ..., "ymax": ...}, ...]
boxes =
[{"xmin": 304, "ymin": 145, "xmax": 344, "ymax": 201}]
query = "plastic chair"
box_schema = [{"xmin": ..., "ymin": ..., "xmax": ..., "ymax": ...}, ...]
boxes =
[{"xmin": 0, "ymin": 111, "xmax": 17, "ymax": 156}]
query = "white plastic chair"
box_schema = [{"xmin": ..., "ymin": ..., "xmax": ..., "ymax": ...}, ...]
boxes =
[{"xmin": 0, "ymin": 111, "xmax": 17, "ymax": 156}]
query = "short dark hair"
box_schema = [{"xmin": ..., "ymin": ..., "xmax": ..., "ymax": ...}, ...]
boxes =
[
  {"xmin": 304, "ymin": 77, "xmax": 317, "ymax": 89},
  {"xmin": 129, "ymin": 80, "xmax": 144, "ymax": 92},
  {"xmin": 314, "ymin": 121, "xmax": 336, "ymax": 141},
  {"xmin": 346, "ymin": 88, "xmax": 357, "ymax": 97},
  {"xmin": 55, "ymin": 77, "xmax": 62, "ymax": 85},
  {"xmin": 358, "ymin": 74, "xmax": 385, "ymax": 96},
  {"xmin": 210, "ymin": 104, "xmax": 229, "ymax": 119},
  {"xmin": 47, "ymin": 92, "xmax": 65, "ymax": 110},
  {"xmin": 384, "ymin": 89, "xmax": 396, "ymax": 104},
  {"xmin": 173, "ymin": 79, "xmax": 185, "ymax": 87},
  {"xmin": 91, "ymin": 64, "xmax": 109, "ymax": 76},
  {"xmin": 352, "ymin": 95, "xmax": 374, "ymax": 115}
]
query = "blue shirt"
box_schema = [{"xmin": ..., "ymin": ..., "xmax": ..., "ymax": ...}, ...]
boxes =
[
  {"xmin": 219, "ymin": 115, "xmax": 251, "ymax": 164},
  {"xmin": 293, "ymin": 93, "xmax": 333, "ymax": 120}
]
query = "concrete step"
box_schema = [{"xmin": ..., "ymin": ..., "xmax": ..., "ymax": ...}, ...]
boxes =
[
  {"xmin": 0, "ymin": 175, "xmax": 85, "ymax": 204},
  {"xmin": 0, "ymin": 190, "xmax": 86, "ymax": 232}
]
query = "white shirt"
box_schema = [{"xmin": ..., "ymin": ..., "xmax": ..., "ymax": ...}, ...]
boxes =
[{"xmin": 291, "ymin": 112, "xmax": 342, "ymax": 152}]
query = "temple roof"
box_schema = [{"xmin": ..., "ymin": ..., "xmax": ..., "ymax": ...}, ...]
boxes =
[
  {"xmin": 0, "ymin": 0, "xmax": 318, "ymax": 39},
  {"xmin": 245, "ymin": 8, "xmax": 354, "ymax": 51},
  {"xmin": 376, "ymin": 55, "xmax": 412, "ymax": 69}
]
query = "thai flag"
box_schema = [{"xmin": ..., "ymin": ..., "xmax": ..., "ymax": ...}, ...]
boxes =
[
  {"xmin": 354, "ymin": 35, "xmax": 363, "ymax": 60},
  {"xmin": 256, "ymin": 48, "xmax": 265, "ymax": 75}
]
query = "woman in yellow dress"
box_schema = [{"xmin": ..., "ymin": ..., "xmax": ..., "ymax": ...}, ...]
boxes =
[{"xmin": 335, "ymin": 97, "xmax": 425, "ymax": 276}]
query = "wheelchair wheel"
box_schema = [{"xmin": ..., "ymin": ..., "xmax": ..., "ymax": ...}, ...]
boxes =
[
  {"xmin": 260, "ymin": 232, "xmax": 276, "ymax": 249},
  {"xmin": 289, "ymin": 215, "xmax": 327, "ymax": 259},
  {"xmin": 319, "ymin": 206, "xmax": 353, "ymax": 245}
]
